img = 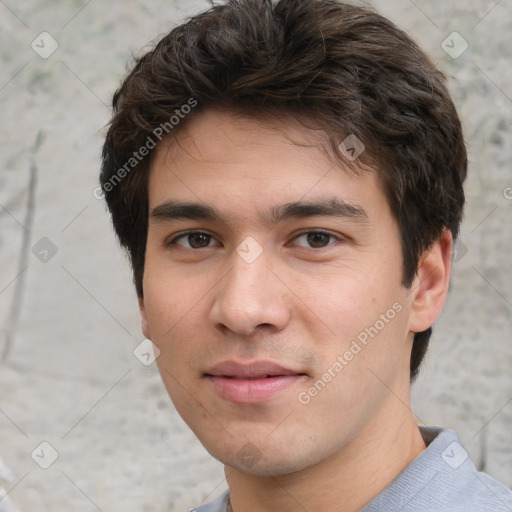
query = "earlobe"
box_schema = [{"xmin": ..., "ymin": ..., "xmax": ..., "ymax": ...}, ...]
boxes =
[
  {"xmin": 138, "ymin": 295, "xmax": 151, "ymax": 339},
  {"xmin": 408, "ymin": 230, "xmax": 453, "ymax": 333}
]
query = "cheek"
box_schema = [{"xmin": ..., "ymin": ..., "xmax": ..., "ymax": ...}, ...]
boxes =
[
  {"xmin": 297, "ymin": 267, "xmax": 394, "ymax": 337},
  {"xmin": 143, "ymin": 261, "xmax": 194, "ymax": 330},
  {"xmin": 306, "ymin": 270, "xmax": 411, "ymax": 375},
  {"xmin": 142, "ymin": 268, "xmax": 213, "ymax": 369}
]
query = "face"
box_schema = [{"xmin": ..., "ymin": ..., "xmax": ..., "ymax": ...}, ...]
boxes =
[{"xmin": 140, "ymin": 109, "xmax": 425, "ymax": 476}]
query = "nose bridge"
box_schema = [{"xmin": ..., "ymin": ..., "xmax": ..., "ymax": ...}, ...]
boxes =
[
  {"xmin": 210, "ymin": 244, "xmax": 290, "ymax": 335},
  {"xmin": 224, "ymin": 247, "xmax": 272, "ymax": 311}
]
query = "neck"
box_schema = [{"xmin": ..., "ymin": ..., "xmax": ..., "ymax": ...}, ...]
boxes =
[{"xmin": 225, "ymin": 398, "xmax": 427, "ymax": 512}]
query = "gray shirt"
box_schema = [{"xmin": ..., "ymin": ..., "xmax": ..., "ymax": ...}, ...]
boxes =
[{"xmin": 191, "ymin": 426, "xmax": 512, "ymax": 511}]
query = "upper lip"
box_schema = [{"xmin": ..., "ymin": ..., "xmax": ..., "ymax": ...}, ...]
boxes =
[{"xmin": 204, "ymin": 360, "xmax": 305, "ymax": 379}]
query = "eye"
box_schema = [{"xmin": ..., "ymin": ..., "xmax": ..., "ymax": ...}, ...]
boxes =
[
  {"xmin": 170, "ymin": 231, "xmax": 218, "ymax": 249},
  {"xmin": 293, "ymin": 230, "xmax": 340, "ymax": 249}
]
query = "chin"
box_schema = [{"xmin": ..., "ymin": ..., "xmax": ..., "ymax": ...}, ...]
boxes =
[
  {"xmin": 227, "ymin": 457, "xmax": 304, "ymax": 477},
  {"xmin": 205, "ymin": 441, "xmax": 318, "ymax": 477}
]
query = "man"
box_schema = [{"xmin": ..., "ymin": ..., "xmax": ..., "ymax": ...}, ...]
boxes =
[{"xmin": 100, "ymin": 0, "xmax": 512, "ymax": 510}]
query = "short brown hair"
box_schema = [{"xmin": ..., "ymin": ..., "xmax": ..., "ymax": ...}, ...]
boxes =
[{"xmin": 100, "ymin": 0, "xmax": 467, "ymax": 380}]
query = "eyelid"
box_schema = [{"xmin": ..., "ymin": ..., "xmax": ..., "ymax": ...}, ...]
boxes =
[
  {"xmin": 293, "ymin": 228, "xmax": 340, "ymax": 238},
  {"xmin": 167, "ymin": 230, "xmax": 218, "ymax": 247},
  {"xmin": 291, "ymin": 229, "xmax": 343, "ymax": 247}
]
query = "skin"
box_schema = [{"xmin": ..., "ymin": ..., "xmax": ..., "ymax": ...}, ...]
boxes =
[{"xmin": 139, "ymin": 109, "xmax": 453, "ymax": 512}]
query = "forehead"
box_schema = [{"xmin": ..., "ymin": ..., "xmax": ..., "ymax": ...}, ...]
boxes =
[
  {"xmin": 157, "ymin": 109, "xmax": 334, "ymax": 169},
  {"xmin": 147, "ymin": 109, "xmax": 387, "ymax": 220}
]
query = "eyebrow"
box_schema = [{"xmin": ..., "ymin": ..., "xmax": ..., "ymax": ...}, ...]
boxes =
[{"xmin": 150, "ymin": 198, "xmax": 368, "ymax": 226}]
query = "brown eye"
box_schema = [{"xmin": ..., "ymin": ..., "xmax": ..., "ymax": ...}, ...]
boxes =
[
  {"xmin": 172, "ymin": 232, "xmax": 215, "ymax": 249},
  {"xmin": 188, "ymin": 233, "xmax": 212, "ymax": 248},
  {"xmin": 307, "ymin": 232, "xmax": 331, "ymax": 248},
  {"xmin": 294, "ymin": 231, "xmax": 338, "ymax": 248}
]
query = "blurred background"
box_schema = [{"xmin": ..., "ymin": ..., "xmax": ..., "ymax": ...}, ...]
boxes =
[{"xmin": 0, "ymin": 0, "xmax": 511, "ymax": 510}]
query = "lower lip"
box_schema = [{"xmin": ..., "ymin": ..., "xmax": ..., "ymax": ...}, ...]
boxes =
[{"xmin": 206, "ymin": 375, "xmax": 303, "ymax": 404}]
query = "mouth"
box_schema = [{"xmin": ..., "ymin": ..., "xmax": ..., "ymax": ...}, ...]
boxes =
[{"xmin": 204, "ymin": 360, "xmax": 307, "ymax": 404}]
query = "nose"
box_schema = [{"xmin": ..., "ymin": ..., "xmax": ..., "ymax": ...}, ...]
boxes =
[{"xmin": 209, "ymin": 248, "xmax": 292, "ymax": 337}]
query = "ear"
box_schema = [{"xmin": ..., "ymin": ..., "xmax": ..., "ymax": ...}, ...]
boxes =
[
  {"xmin": 408, "ymin": 229, "xmax": 453, "ymax": 333},
  {"xmin": 138, "ymin": 295, "xmax": 151, "ymax": 339}
]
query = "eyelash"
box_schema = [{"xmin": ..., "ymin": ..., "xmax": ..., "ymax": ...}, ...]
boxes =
[{"xmin": 167, "ymin": 230, "xmax": 342, "ymax": 249}]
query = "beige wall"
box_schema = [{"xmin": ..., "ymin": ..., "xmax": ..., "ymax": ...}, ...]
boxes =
[{"xmin": 0, "ymin": 1, "xmax": 510, "ymax": 510}]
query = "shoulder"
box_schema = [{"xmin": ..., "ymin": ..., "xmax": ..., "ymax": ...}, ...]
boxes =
[
  {"xmin": 425, "ymin": 427, "xmax": 512, "ymax": 511},
  {"xmin": 363, "ymin": 426, "xmax": 512, "ymax": 512},
  {"xmin": 457, "ymin": 470, "xmax": 512, "ymax": 511}
]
